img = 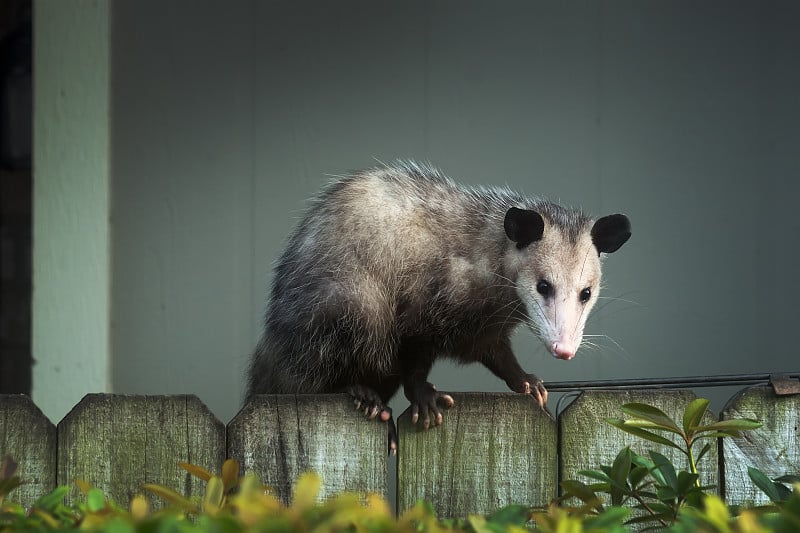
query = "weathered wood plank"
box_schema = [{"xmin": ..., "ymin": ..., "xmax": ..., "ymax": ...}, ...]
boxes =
[
  {"xmin": 0, "ymin": 395, "xmax": 56, "ymax": 509},
  {"xmin": 57, "ymin": 394, "xmax": 224, "ymax": 507},
  {"xmin": 559, "ymin": 390, "xmax": 719, "ymax": 498},
  {"xmin": 226, "ymin": 394, "xmax": 387, "ymax": 504},
  {"xmin": 396, "ymin": 393, "xmax": 556, "ymax": 518},
  {"xmin": 721, "ymin": 385, "xmax": 799, "ymax": 506}
]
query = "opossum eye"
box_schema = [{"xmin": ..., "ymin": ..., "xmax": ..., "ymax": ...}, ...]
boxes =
[
  {"xmin": 536, "ymin": 280, "xmax": 553, "ymax": 298},
  {"xmin": 579, "ymin": 288, "xmax": 592, "ymax": 303}
]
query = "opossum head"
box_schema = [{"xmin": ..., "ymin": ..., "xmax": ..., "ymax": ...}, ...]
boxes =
[{"xmin": 503, "ymin": 207, "xmax": 631, "ymax": 360}]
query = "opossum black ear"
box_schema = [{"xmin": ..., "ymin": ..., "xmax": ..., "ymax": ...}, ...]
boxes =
[
  {"xmin": 592, "ymin": 214, "xmax": 631, "ymax": 254},
  {"xmin": 504, "ymin": 207, "xmax": 545, "ymax": 249}
]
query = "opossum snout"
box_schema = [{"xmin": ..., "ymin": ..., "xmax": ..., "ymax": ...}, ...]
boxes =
[{"xmin": 550, "ymin": 342, "xmax": 576, "ymax": 360}]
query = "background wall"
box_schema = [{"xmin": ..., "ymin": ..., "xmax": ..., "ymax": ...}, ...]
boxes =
[{"xmin": 34, "ymin": 0, "xmax": 799, "ymax": 424}]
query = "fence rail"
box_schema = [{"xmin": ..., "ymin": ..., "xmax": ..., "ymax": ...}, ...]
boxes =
[{"xmin": 1, "ymin": 385, "xmax": 798, "ymax": 517}]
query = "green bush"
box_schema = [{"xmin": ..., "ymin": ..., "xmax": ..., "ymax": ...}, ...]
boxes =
[{"xmin": 1, "ymin": 398, "xmax": 798, "ymax": 532}]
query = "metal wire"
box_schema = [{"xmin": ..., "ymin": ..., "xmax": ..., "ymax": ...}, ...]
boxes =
[{"xmin": 543, "ymin": 372, "xmax": 799, "ymax": 392}]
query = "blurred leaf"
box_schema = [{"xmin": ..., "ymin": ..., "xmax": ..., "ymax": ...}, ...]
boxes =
[
  {"xmin": 585, "ymin": 506, "xmax": 631, "ymax": 529},
  {"xmin": 677, "ymin": 471, "xmax": 700, "ymax": 496},
  {"xmin": 178, "ymin": 461, "xmax": 214, "ymax": 482},
  {"xmin": 606, "ymin": 418, "xmax": 682, "ymax": 450},
  {"xmin": 86, "ymin": 487, "xmax": 106, "ymax": 513},
  {"xmin": 0, "ymin": 476, "xmax": 22, "ymax": 499},
  {"xmin": 560, "ymin": 480, "xmax": 603, "ymax": 510},
  {"xmin": 775, "ymin": 474, "xmax": 800, "ymax": 484},
  {"xmin": 620, "ymin": 403, "xmax": 682, "ymax": 433},
  {"xmin": 292, "ymin": 472, "xmax": 321, "ymax": 512},
  {"xmin": 130, "ymin": 494, "xmax": 149, "ymax": 521},
  {"xmin": 74, "ymin": 479, "xmax": 93, "ymax": 495},
  {"xmin": 142, "ymin": 483, "xmax": 197, "ymax": 511},
  {"xmin": 487, "ymin": 504, "xmax": 531, "ymax": 526},
  {"xmin": 682, "ymin": 398, "xmax": 710, "ymax": 434},
  {"xmin": 221, "ymin": 459, "xmax": 240, "ymax": 493},
  {"xmin": 203, "ymin": 476, "xmax": 225, "ymax": 515},
  {"xmin": 33, "ymin": 485, "xmax": 70, "ymax": 512}
]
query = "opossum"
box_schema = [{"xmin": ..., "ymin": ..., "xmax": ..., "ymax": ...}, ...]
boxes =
[{"xmin": 246, "ymin": 161, "xmax": 630, "ymax": 449}]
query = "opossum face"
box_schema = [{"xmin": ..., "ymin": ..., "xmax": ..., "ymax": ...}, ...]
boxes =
[{"xmin": 504, "ymin": 208, "xmax": 630, "ymax": 360}]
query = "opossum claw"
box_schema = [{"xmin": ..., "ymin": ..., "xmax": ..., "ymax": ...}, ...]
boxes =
[
  {"xmin": 522, "ymin": 375, "xmax": 548, "ymax": 408},
  {"xmin": 347, "ymin": 385, "xmax": 392, "ymax": 422},
  {"xmin": 407, "ymin": 382, "xmax": 455, "ymax": 429},
  {"xmin": 346, "ymin": 384, "xmax": 397, "ymax": 452}
]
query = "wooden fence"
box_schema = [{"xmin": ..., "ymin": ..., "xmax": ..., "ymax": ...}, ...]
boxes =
[{"xmin": 1, "ymin": 387, "xmax": 798, "ymax": 517}]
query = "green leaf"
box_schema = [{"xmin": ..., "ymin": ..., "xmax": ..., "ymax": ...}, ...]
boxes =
[
  {"xmin": 676, "ymin": 471, "xmax": 700, "ymax": 496},
  {"xmin": 86, "ymin": 488, "xmax": 106, "ymax": 512},
  {"xmin": 649, "ymin": 451, "xmax": 679, "ymax": 492},
  {"xmin": 33, "ymin": 485, "xmax": 71, "ymax": 511},
  {"xmin": 560, "ymin": 479, "xmax": 603, "ymax": 510},
  {"xmin": 694, "ymin": 419, "xmax": 761, "ymax": 433},
  {"xmin": 578, "ymin": 469, "xmax": 614, "ymax": 484},
  {"xmin": 585, "ymin": 506, "xmax": 631, "ymax": 529},
  {"xmin": 629, "ymin": 465, "xmax": 650, "ymax": 489},
  {"xmin": 775, "ymin": 474, "xmax": 800, "ymax": 484},
  {"xmin": 610, "ymin": 448, "xmax": 633, "ymax": 505},
  {"xmin": 657, "ymin": 485, "xmax": 678, "ymax": 502},
  {"xmin": 605, "ymin": 418, "xmax": 683, "ymax": 450},
  {"xmin": 695, "ymin": 442, "xmax": 712, "ymax": 465},
  {"xmin": 747, "ymin": 467, "xmax": 785, "ymax": 503},
  {"xmin": 0, "ymin": 476, "xmax": 23, "ymax": 498},
  {"xmin": 621, "ymin": 403, "xmax": 682, "ymax": 433},
  {"xmin": 487, "ymin": 504, "xmax": 531, "ymax": 526},
  {"xmin": 682, "ymin": 398, "xmax": 710, "ymax": 434}
]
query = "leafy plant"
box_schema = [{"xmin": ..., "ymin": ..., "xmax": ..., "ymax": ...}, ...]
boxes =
[{"xmin": 561, "ymin": 398, "xmax": 762, "ymax": 529}]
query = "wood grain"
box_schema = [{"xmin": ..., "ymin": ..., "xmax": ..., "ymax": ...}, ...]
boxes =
[
  {"xmin": 721, "ymin": 386, "xmax": 799, "ymax": 505},
  {"xmin": 57, "ymin": 394, "xmax": 224, "ymax": 507},
  {"xmin": 0, "ymin": 395, "xmax": 56, "ymax": 509},
  {"xmin": 396, "ymin": 392, "xmax": 556, "ymax": 518},
  {"xmin": 559, "ymin": 390, "xmax": 719, "ymax": 500},
  {"xmin": 226, "ymin": 394, "xmax": 388, "ymax": 504}
]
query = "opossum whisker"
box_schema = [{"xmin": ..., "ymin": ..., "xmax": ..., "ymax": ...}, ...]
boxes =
[{"xmin": 582, "ymin": 333, "xmax": 631, "ymax": 360}]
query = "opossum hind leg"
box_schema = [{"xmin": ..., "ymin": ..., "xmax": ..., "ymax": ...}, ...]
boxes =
[{"xmin": 346, "ymin": 384, "xmax": 397, "ymax": 453}]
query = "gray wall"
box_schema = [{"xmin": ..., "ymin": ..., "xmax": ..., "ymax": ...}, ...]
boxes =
[{"xmin": 108, "ymin": 0, "xmax": 799, "ymax": 424}]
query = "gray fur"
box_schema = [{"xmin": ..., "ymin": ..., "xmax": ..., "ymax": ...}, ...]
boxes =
[{"xmin": 246, "ymin": 161, "xmax": 613, "ymax": 402}]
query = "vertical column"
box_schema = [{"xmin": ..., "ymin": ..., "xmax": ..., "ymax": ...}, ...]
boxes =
[{"xmin": 32, "ymin": 0, "xmax": 111, "ymax": 423}]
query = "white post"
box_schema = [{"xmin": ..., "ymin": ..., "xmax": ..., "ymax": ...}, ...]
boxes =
[{"xmin": 32, "ymin": 0, "xmax": 111, "ymax": 423}]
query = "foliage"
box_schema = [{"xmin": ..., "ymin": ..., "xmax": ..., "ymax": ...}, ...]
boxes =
[{"xmin": 558, "ymin": 398, "xmax": 798, "ymax": 530}]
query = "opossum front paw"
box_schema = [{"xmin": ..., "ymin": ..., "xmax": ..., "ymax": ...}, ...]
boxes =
[
  {"xmin": 347, "ymin": 384, "xmax": 393, "ymax": 422},
  {"xmin": 521, "ymin": 374, "xmax": 548, "ymax": 408},
  {"xmin": 407, "ymin": 382, "xmax": 455, "ymax": 430},
  {"xmin": 347, "ymin": 384, "xmax": 397, "ymax": 454}
]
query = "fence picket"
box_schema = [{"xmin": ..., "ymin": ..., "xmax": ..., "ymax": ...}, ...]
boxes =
[
  {"xmin": 559, "ymin": 390, "xmax": 720, "ymax": 499},
  {"xmin": 57, "ymin": 394, "xmax": 224, "ymax": 507},
  {"xmin": 0, "ymin": 395, "xmax": 56, "ymax": 509},
  {"xmin": 396, "ymin": 393, "xmax": 557, "ymax": 517},
  {"xmin": 226, "ymin": 394, "xmax": 388, "ymax": 504},
  {"xmin": 721, "ymin": 385, "xmax": 799, "ymax": 506}
]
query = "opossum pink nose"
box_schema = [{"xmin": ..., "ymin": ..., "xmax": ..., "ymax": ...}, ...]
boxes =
[{"xmin": 551, "ymin": 343, "xmax": 576, "ymax": 360}]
